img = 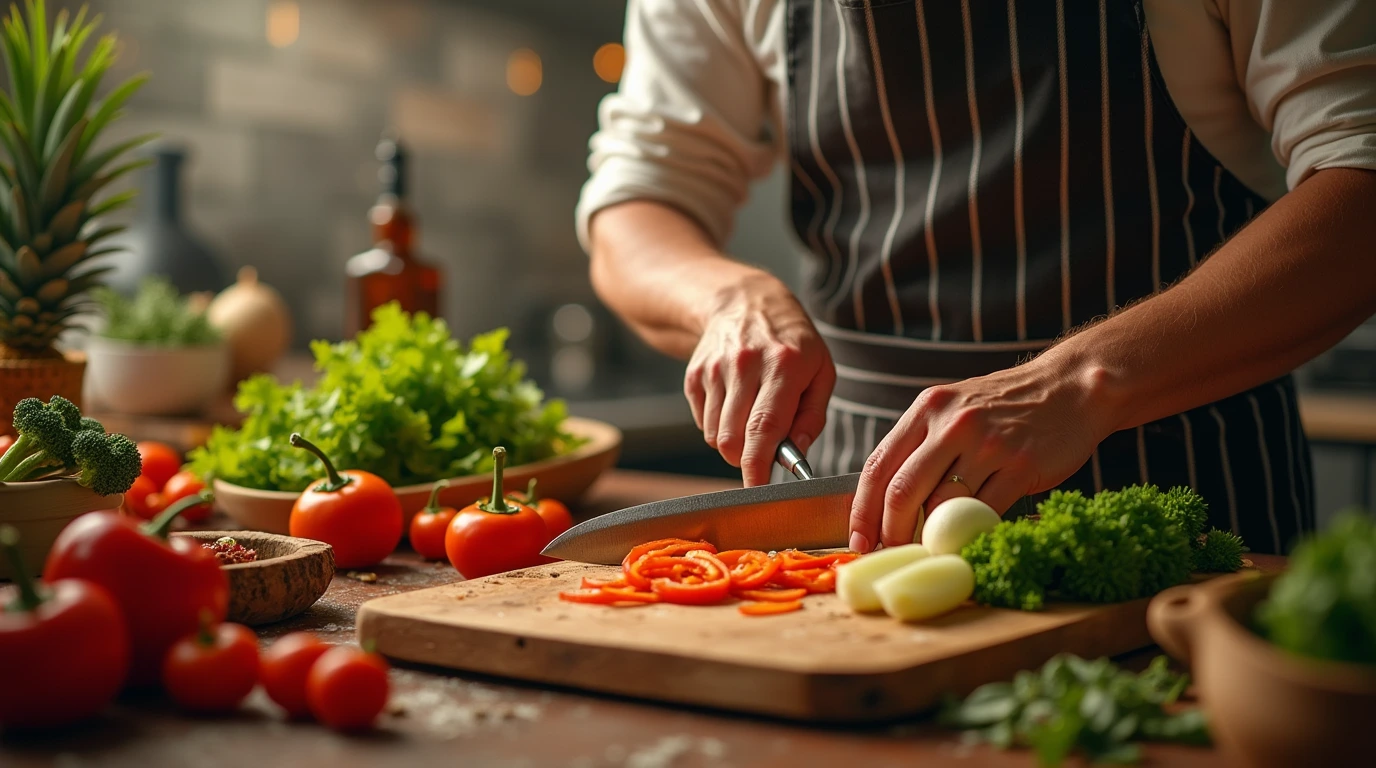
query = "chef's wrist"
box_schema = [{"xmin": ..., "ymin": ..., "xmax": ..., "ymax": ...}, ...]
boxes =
[
  {"xmin": 1032, "ymin": 340, "xmax": 1133, "ymax": 442},
  {"xmin": 695, "ymin": 268, "xmax": 795, "ymax": 333}
]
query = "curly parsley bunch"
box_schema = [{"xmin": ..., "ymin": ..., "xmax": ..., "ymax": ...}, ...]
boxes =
[{"xmin": 961, "ymin": 484, "xmax": 1247, "ymax": 610}]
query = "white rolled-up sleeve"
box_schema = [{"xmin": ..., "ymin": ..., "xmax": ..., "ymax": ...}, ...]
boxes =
[
  {"xmin": 575, "ymin": 0, "xmax": 777, "ymax": 252},
  {"xmin": 1229, "ymin": 0, "xmax": 1376, "ymax": 190}
]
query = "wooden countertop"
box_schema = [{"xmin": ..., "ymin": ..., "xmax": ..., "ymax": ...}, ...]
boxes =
[
  {"xmin": 2, "ymin": 470, "xmax": 1283, "ymax": 768},
  {"xmin": 1298, "ymin": 390, "xmax": 1376, "ymax": 445}
]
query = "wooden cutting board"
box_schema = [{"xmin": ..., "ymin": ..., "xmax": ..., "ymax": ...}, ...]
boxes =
[{"xmin": 356, "ymin": 560, "xmax": 1194, "ymax": 722}]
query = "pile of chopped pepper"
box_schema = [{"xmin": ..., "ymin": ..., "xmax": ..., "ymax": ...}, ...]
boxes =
[{"xmin": 557, "ymin": 538, "xmax": 857, "ymax": 615}]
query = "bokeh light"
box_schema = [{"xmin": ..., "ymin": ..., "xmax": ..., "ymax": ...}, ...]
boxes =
[
  {"xmin": 593, "ymin": 43, "xmax": 625, "ymax": 84},
  {"xmin": 507, "ymin": 48, "xmax": 543, "ymax": 96}
]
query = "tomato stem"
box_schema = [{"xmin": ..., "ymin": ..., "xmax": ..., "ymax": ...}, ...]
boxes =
[
  {"xmin": 423, "ymin": 479, "xmax": 449, "ymax": 514},
  {"xmin": 0, "ymin": 524, "xmax": 44, "ymax": 612},
  {"xmin": 196, "ymin": 608, "xmax": 216, "ymax": 647},
  {"xmin": 523, "ymin": 478, "xmax": 539, "ymax": 505},
  {"xmin": 290, "ymin": 433, "xmax": 353, "ymax": 493},
  {"xmin": 142, "ymin": 490, "xmax": 213, "ymax": 540},
  {"xmin": 478, "ymin": 447, "xmax": 516, "ymax": 514}
]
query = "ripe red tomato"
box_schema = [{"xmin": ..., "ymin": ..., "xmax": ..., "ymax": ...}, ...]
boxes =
[
  {"xmin": 260, "ymin": 632, "xmax": 330, "ymax": 719},
  {"xmin": 162, "ymin": 471, "xmax": 212, "ymax": 523},
  {"xmin": 121, "ymin": 475, "xmax": 164, "ymax": 520},
  {"xmin": 306, "ymin": 645, "xmax": 390, "ymax": 731},
  {"xmin": 509, "ymin": 479, "xmax": 574, "ymax": 539},
  {"xmin": 445, "ymin": 502, "xmax": 548, "ymax": 579},
  {"xmin": 409, "ymin": 481, "xmax": 457, "ymax": 561},
  {"xmin": 136, "ymin": 441, "xmax": 182, "ymax": 489},
  {"xmin": 163, "ymin": 620, "xmax": 260, "ymax": 713},
  {"xmin": 0, "ymin": 577, "xmax": 130, "ymax": 729}
]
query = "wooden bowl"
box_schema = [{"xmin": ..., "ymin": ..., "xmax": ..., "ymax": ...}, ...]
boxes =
[
  {"xmin": 213, "ymin": 416, "xmax": 622, "ymax": 534},
  {"xmin": 1148, "ymin": 572, "xmax": 1376, "ymax": 768},
  {"xmin": 0, "ymin": 478, "xmax": 121, "ymax": 578},
  {"xmin": 173, "ymin": 531, "xmax": 334, "ymax": 626}
]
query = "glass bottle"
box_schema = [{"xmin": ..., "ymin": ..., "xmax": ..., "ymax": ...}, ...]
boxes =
[{"xmin": 344, "ymin": 136, "xmax": 441, "ymax": 337}]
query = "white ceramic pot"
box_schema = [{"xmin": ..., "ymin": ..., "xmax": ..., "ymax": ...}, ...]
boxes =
[
  {"xmin": 0, "ymin": 479, "xmax": 122, "ymax": 578},
  {"xmin": 83, "ymin": 337, "xmax": 230, "ymax": 416}
]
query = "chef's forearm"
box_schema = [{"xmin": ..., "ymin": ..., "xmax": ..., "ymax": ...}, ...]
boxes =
[
  {"xmin": 588, "ymin": 200, "xmax": 783, "ymax": 359},
  {"xmin": 1043, "ymin": 167, "xmax": 1376, "ymax": 434}
]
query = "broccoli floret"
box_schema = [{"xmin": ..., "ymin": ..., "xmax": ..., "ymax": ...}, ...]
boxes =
[
  {"xmin": 0, "ymin": 398, "xmax": 76, "ymax": 482},
  {"xmin": 71, "ymin": 431, "xmax": 143, "ymax": 496},
  {"xmin": 1194, "ymin": 528, "xmax": 1247, "ymax": 572},
  {"xmin": 78, "ymin": 417, "xmax": 106, "ymax": 433},
  {"xmin": 46, "ymin": 395, "xmax": 83, "ymax": 431}
]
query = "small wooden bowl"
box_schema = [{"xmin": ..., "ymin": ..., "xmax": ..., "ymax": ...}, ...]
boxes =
[
  {"xmin": 173, "ymin": 531, "xmax": 334, "ymax": 626},
  {"xmin": 213, "ymin": 416, "xmax": 622, "ymax": 534}
]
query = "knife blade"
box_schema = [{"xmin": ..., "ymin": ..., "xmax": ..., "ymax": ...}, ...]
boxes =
[{"xmin": 541, "ymin": 438, "xmax": 860, "ymax": 564}]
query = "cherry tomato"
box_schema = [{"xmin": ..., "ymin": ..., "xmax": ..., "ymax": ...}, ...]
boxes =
[
  {"xmin": 163, "ymin": 616, "xmax": 260, "ymax": 713},
  {"xmin": 288, "ymin": 435, "xmax": 403, "ymax": 569},
  {"xmin": 1, "ymin": 526, "xmax": 130, "ymax": 729},
  {"xmin": 162, "ymin": 471, "xmax": 213, "ymax": 523},
  {"xmin": 446, "ymin": 448, "xmax": 548, "ymax": 579},
  {"xmin": 260, "ymin": 632, "xmax": 330, "ymax": 719},
  {"xmin": 409, "ymin": 480, "xmax": 457, "ymax": 561},
  {"xmin": 121, "ymin": 475, "xmax": 164, "ymax": 520},
  {"xmin": 510, "ymin": 479, "xmax": 574, "ymax": 539},
  {"xmin": 136, "ymin": 441, "xmax": 182, "ymax": 489},
  {"xmin": 306, "ymin": 645, "xmax": 390, "ymax": 731}
]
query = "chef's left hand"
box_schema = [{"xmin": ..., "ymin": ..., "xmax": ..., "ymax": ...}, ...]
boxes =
[{"xmin": 848, "ymin": 355, "xmax": 1116, "ymax": 552}]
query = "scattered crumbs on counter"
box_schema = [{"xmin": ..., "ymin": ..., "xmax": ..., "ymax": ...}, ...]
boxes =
[
  {"xmin": 549, "ymin": 572, "xmax": 560, "ymax": 578},
  {"xmin": 455, "ymin": 595, "xmax": 466, "ymax": 601},
  {"xmin": 385, "ymin": 687, "xmax": 545, "ymax": 739},
  {"xmin": 347, "ymin": 571, "xmax": 378, "ymax": 583},
  {"xmin": 490, "ymin": 580, "xmax": 505, "ymax": 585},
  {"xmin": 626, "ymin": 738, "xmax": 694, "ymax": 768}
]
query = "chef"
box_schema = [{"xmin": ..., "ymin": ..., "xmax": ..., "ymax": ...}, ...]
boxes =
[{"xmin": 576, "ymin": 0, "xmax": 1376, "ymax": 555}]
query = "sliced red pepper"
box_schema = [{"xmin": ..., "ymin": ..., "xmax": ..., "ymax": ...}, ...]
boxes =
[
  {"xmin": 778, "ymin": 550, "xmax": 857, "ymax": 570},
  {"xmin": 733, "ymin": 587, "xmax": 808, "ymax": 602},
  {"xmin": 558, "ymin": 588, "xmax": 657, "ymax": 606},
  {"xmin": 739, "ymin": 600, "xmax": 803, "ymax": 616},
  {"xmin": 580, "ymin": 576, "xmax": 628, "ymax": 590},
  {"xmin": 716, "ymin": 549, "xmax": 780, "ymax": 589},
  {"xmin": 600, "ymin": 586, "xmax": 659, "ymax": 603},
  {"xmin": 622, "ymin": 539, "xmax": 716, "ymax": 589},
  {"xmin": 772, "ymin": 567, "xmax": 837, "ymax": 593},
  {"xmin": 648, "ymin": 551, "xmax": 731, "ymax": 605}
]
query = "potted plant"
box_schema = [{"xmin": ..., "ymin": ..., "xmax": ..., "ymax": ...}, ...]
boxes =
[
  {"xmin": 84, "ymin": 276, "xmax": 228, "ymax": 415},
  {"xmin": 0, "ymin": 0, "xmax": 152, "ymax": 434}
]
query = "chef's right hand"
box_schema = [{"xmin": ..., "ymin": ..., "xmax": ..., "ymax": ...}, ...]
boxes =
[{"xmin": 685, "ymin": 273, "xmax": 835, "ymax": 487}]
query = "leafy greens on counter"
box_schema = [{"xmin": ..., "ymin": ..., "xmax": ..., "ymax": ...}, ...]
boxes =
[
  {"xmin": 188, "ymin": 303, "xmax": 578, "ymax": 492},
  {"xmin": 940, "ymin": 654, "xmax": 1209, "ymax": 766}
]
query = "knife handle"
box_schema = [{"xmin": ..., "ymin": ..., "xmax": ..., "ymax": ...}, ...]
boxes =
[{"xmin": 776, "ymin": 438, "xmax": 814, "ymax": 481}]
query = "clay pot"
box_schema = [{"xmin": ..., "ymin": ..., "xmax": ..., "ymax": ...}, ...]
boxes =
[
  {"xmin": 0, "ymin": 478, "xmax": 122, "ymax": 578},
  {"xmin": 83, "ymin": 337, "xmax": 229, "ymax": 416},
  {"xmin": 0, "ymin": 349, "xmax": 86, "ymax": 434},
  {"xmin": 1147, "ymin": 572, "xmax": 1376, "ymax": 768}
]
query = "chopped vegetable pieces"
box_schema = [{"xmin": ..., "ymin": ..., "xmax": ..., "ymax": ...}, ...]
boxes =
[{"xmin": 558, "ymin": 538, "xmax": 854, "ymax": 615}]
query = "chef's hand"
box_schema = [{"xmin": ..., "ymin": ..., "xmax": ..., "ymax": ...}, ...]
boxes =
[
  {"xmin": 848, "ymin": 355, "xmax": 1115, "ymax": 552},
  {"xmin": 685, "ymin": 273, "xmax": 835, "ymax": 487}
]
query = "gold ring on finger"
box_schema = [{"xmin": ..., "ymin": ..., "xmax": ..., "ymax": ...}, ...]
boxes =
[{"xmin": 949, "ymin": 475, "xmax": 972, "ymax": 493}]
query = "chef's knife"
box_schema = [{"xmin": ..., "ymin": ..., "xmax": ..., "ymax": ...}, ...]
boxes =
[{"xmin": 541, "ymin": 439, "xmax": 860, "ymax": 564}]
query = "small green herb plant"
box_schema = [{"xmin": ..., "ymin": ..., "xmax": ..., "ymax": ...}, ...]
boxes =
[
  {"xmin": 93, "ymin": 277, "xmax": 219, "ymax": 346},
  {"xmin": 188, "ymin": 302, "xmax": 578, "ymax": 493},
  {"xmin": 940, "ymin": 654, "xmax": 1209, "ymax": 766},
  {"xmin": 1255, "ymin": 513, "xmax": 1376, "ymax": 667}
]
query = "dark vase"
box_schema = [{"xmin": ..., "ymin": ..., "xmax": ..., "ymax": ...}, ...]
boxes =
[{"xmin": 107, "ymin": 144, "xmax": 225, "ymax": 295}]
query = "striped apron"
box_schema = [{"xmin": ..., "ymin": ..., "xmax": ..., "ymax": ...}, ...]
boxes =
[{"xmin": 782, "ymin": 0, "xmax": 1315, "ymax": 554}]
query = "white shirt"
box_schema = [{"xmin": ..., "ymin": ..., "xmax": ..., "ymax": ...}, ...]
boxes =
[{"xmin": 576, "ymin": 0, "xmax": 1376, "ymax": 250}]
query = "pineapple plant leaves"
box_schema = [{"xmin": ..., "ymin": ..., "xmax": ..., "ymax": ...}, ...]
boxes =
[{"xmin": 0, "ymin": 0, "xmax": 150, "ymax": 356}]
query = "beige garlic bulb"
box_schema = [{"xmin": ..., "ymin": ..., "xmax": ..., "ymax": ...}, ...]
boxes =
[{"xmin": 207, "ymin": 266, "xmax": 292, "ymax": 384}]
